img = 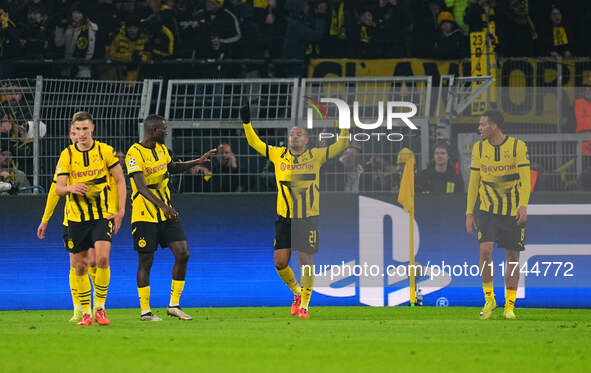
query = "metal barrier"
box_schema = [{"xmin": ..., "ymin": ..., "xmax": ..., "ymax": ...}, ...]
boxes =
[
  {"xmin": 458, "ymin": 133, "xmax": 591, "ymax": 192},
  {"xmin": 27, "ymin": 77, "xmax": 162, "ymax": 189},
  {"xmin": 163, "ymin": 77, "xmax": 433, "ymax": 192},
  {"xmin": 5, "ymin": 74, "xmax": 588, "ymax": 194},
  {"xmin": 0, "ymin": 79, "xmax": 37, "ymax": 191},
  {"xmin": 445, "ymin": 57, "xmax": 587, "ymax": 135},
  {"xmin": 298, "ymin": 76, "xmax": 432, "ymax": 192}
]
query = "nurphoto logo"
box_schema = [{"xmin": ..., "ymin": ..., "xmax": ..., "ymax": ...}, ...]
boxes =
[{"xmin": 304, "ymin": 97, "xmax": 419, "ymax": 142}]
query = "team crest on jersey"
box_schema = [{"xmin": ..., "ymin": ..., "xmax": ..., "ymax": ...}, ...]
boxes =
[{"xmin": 504, "ymin": 151, "xmax": 511, "ymax": 160}]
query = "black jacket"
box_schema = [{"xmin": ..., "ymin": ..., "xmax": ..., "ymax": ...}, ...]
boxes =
[
  {"xmin": 186, "ymin": 7, "xmax": 242, "ymax": 59},
  {"xmin": 433, "ymin": 28, "xmax": 468, "ymax": 59},
  {"xmin": 416, "ymin": 166, "xmax": 464, "ymax": 194}
]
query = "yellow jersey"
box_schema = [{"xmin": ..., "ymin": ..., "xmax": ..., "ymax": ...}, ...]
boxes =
[
  {"xmin": 244, "ymin": 123, "xmax": 349, "ymax": 218},
  {"xmin": 41, "ymin": 169, "xmax": 69, "ymax": 226},
  {"xmin": 43, "ymin": 157, "xmax": 119, "ymax": 227},
  {"xmin": 125, "ymin": 142, "xmax": 173, "ymax": 223},
  {"xmin": 466, "ymin": 136, "xmax": 531, "ymax": 216},
  {"xmin": 56, "ymin": 140, "xmax": 120, "ymax": 222}
]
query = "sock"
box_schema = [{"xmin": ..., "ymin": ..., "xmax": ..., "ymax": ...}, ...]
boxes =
[
  {"xmin": 69, "ymin": 267, "xmax": 82, "ymax": 311},
  {"xmin": 483, "ymin": 281, "xmax": 495, "ymax": 302},
  {"xmin": 506, "ymin": 289, "xmax": 517, "ymax": 310},
  {"xmin": 138, "ymin": 286, "xmax": 151, "ymax": 314},
  {"xmin": 93, "ymin": 267, "xmax": 111, "ymax": 310},
  {"xmin": 75, "ymin": 274, "xmax": 92, "ymax": 314},
  {"xmin": 300, "ymin": 266, "xmax": 314, "ymax": 310},
  {"xmin": 169, "ymin": 280, "xmax": 185, "ymax": 307},
  {"xmin": 88, "ymin": 266, "xmax": 97, "ymax": 288},
  {"xmin": 276, "ymin": 266, "xmax": 302, "ymax": 296}
]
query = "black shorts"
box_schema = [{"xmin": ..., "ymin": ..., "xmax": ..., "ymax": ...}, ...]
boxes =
[
  {"xmin": 274, "ymin": 216, "xmax": 319, "ymax": 254},
  {"xmin": 477, "ymin": 211, "xmax": 526, "ymax": 251},
  {"xmin": 68, "ymin": 219, "xmax": 113, "ymax": 254},
  {"xmin": 62, "ymin": 225, "xmax": 71, "ymax": 251},
  {"xmin": 132, "ymin": 219, "xmax": 187, "ymax": 253}
]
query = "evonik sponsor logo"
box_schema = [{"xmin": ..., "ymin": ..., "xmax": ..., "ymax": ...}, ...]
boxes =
[
  {"xmin": 71, "ymin": 169, "xmax": 103, "ymax": 179},
  {"xmin": 481, "ymin": 164, "xmax": 517, "ymax": 173},
  {"xmin": 280, "ymin": 163, "xmax": 313, "ymax": 171}
]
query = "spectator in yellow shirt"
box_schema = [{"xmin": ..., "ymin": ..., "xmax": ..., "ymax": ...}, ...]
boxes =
[{"xmin": 107, "ymin": 17, "xmax": 148, "ymax": 81}]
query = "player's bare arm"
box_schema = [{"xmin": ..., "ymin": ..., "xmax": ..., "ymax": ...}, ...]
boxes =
[
  {"xmin": 131, "ymin": 171, "xmax": 178, "ymax": 220},
  {"xmin": 55, "ymin": 174, "xmax": 88, "ymax": 196},
  {"xmin": 109, "ymin": 163, "xmax": 127, "ymax": 234},
  {"xmin": 466, "ymin": 213, "xmax": 478, "ymax": 236},
  {"xmin": 36, "ymin": 222, "xmax": 48, "ymax": 239},
  {"xmin": 515, "ymin": 206, "xmax": 527, "ymax": 225},
  {"xmin": 167, "ymin": 148, "xmax": 217, "ymax": 174}
]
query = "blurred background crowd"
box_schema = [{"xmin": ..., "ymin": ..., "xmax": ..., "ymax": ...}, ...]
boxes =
[{"xmin": 0, "ymin": 0, "xmax": 589, "ymax": 78}]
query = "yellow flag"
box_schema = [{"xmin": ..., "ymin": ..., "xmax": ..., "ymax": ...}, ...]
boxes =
[
  {"xmin": 397, "ymin": 148, "xmax": 415, "ymax": 213},
  {"xmin": 253, "ymin": 0, "xmax": 268, "ymax": 8}
]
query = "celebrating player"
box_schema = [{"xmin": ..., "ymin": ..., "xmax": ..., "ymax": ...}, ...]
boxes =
[
  {"xmin": 241, "ymin": 104, "xmax": 348, "ymax": 319},
  {"xmin": 465, "ymin": 110, "xmax": 531, "ymax": 320},
  {"xmin": 55, "ymin": 111, "xmax": 127, "ymax": 326},
  {"xmin": 37, "ymin": 124, "xmax": 100, "ymax": 322},
  {"xmin": 125, "ymin": 114, "xmax": 216, "ymax": 321}
]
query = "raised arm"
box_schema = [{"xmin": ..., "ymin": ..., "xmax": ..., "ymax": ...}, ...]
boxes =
[
  {"xmin": 326, "ymin": 128, "xmax": 350, "ymax": 161},
  {"xmin": 241, "ymin": 104, "xmax": 269, "ymax": 156},
  {"xmin": 168, "ymin": 148, "xmax": 217, "ymax": 174}
]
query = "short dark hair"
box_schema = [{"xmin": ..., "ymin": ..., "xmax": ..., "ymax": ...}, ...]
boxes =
[
  {"xmin": 346, "ymin": 144, "xmax": 362, "ymax": 154},
  {"xmin": 144, "ymin": 114, "xmax": 166, "ymax": 130},
  {"xmin": 432, "ymin": 140, "xmax": 450, "ymax": 154},
  {"xmin": 71, "ymin": 111, "xmax": 93, "ymax": 125},
  {"xmin": 482, "ymin": 110, "xmax": 504, "ymax": 128}
]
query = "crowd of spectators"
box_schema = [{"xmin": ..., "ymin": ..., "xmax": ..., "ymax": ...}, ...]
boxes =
[{"xmin": 0, "ymin": 0, "xmax": 590, "ymax": 79}]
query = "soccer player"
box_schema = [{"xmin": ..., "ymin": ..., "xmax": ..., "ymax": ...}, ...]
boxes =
[
  {"xmin": 36, "ymin": 124, "xmax": 100, "ymax": 323},
  {"xmin": 55, "ymin": 111, "xmax": 127, "ymax": 326},
  {"xmin": 125, "ymin": 115, "xmax": 216, "ymax": 321},
  {"xmin": 241, "ymin": 104, "xmax": 349, "ymax": 319},
  {"xmin": 465, "ymin": 110, "xmax": 530, "ymax": 320}
]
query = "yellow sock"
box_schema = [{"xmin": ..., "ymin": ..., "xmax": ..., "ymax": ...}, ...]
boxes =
[
  {"xmin": 276, "ymin": 266, "xmax": 302, "ymax": 296},
  {"xmin": 69, "ymin": 267, "xmax": 81, "ymax": 311},
  {"xmin": 138, "ymin": 286, "xmax": 151, "ymax": 314},
  {"xmin": 506, "ymin": 289, "xmax": 517, "ymax": 310},
  {"xmin": 169, "ymin": 280, "xmax": 185, "ymax": 306},
  {"xmin": 483, "ymin": 281, "xmax": 495, "ymax": 302},
  {"xmin": 94, "ymin": 267, "xmax": 110, "ymax": 310},
  {"xmin": 75, "ymin": 273, "xmax": 92, "ymax": 314},
  {"xmin": 88, "ymin": 266, "xmax": 97, "ymax": 288},
  {"xmin": 300, "ymin": 266, "xmax": 314, "ymax": 310}
]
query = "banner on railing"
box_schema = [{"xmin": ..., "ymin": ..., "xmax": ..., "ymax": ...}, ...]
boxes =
[{"xmin": 309, "ymin": 58, "xmax": 591, "ymax": 125}]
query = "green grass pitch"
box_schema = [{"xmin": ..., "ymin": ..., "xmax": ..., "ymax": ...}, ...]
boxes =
[{"xmin": 0, "ymin": 307, "xmax": 590, "ymax": 373}]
